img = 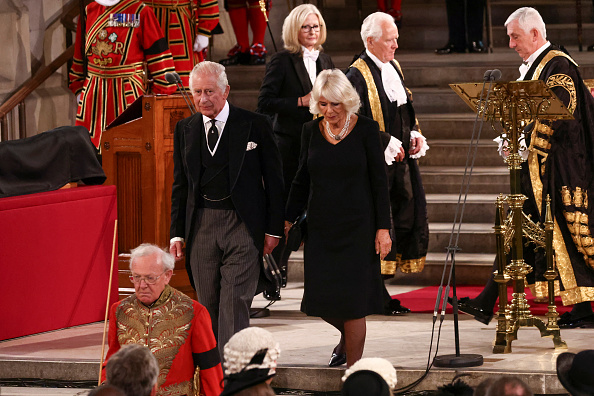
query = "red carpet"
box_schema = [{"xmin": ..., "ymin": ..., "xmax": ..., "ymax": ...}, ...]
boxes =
[{"xmin": 392, "ymin": 285, "xmax": 575, "ymax": 316}]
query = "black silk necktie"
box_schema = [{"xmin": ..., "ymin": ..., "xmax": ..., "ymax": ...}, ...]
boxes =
[{"xmin": 207, "ymin": 119, "xmax": 218, "ymax": 152}]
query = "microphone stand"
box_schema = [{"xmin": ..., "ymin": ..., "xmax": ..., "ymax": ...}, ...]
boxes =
[
  {"xmin": 433, "ymin": 69, "xmax": 501, "ymax": 368},
  {"xmin": 165, "ymin": 72, "xmax": 196, "ymax": 114}
]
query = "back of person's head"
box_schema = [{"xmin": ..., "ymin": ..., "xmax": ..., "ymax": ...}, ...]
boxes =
[
  {"xmin": 233, "ymin": 382, "xmax": 276, "ymax": 396},
  {"xmin": 556, "ymin": 350, "xmax": 594, "ymax": 396},
  {"xmin": 224, "ymin": 327, "xmax": 280, "ymax": 376},
  {"xmin": 88, "ymin": 384, "xmax": 126, "ymax": 396},
  {"xmin": 473, "ymin": 378, "xmax": 496, "ymax": 396},
  {"xmin": 485, "ymin": 376, "xmax": 533, "ymax": 396},
  {"xmin": 221, "ymin": 327, "xmax": 281, "ymax": 396},
  {"xmin": 105, "ymin": 344, "xmax": 159, "ymax": 396},
  {"xmin": 341, "ymin": 370, "xmax": 391, "ymax": 396},
  {"xmin": 342, "ymin": 358, "xmax": 397, "ymax": 390}
]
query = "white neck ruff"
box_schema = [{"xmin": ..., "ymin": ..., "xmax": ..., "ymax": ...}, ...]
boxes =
[{"xmin": 95, "ymin": 0, "xmax": 122, "ymax": 6}]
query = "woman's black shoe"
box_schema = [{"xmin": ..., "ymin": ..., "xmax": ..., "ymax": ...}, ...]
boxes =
[{"xmin": 329, "ymin": 352, "xmax": 347, "ymax": 367}]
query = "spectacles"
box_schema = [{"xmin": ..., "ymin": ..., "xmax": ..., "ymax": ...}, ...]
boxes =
[
  {"xmin": 129, "ymin": 272, "xmax": 166, "ymax": 285},
  {"xmin": 300, "ymin": 24, "xmax": 321, "ymax": 33}
]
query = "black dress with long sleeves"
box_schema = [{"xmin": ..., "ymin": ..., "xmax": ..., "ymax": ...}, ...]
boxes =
[{"xmin": 286, "ymin": 115, "xmax": 391, "ymax": 318}]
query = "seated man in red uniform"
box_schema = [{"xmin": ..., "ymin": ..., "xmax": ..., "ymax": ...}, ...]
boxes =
[{"xmin": 102, "ymin": 243, "xmax": 223, "ymax": 396}]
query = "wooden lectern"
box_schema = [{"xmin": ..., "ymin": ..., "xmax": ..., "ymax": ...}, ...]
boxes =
[{"xmin": 101, "ymin": 94, "xmax": 196, "ymax": 299}]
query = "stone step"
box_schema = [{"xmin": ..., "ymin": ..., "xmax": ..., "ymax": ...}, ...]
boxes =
[
  {"xmin": 426, "ymin": 193, "xmax": 500, "ymax": 223},
  {"xmin": 418, "ymin": 113, "xmax": 492, "ymax": 140},
  {"xmin": 421, "ymin": 166, "xmax": 511, "ymax": 194},
  {"xmin": 420, "ymin": 139, "xmax": 504, "ymax": 167},
  {"xmin": 412, "ymin": 87, "xmax": 475, "ymax": 113},
  {"xmin": 390, "ymin": 251, "xmax": 495, "ymax": 285},
  {"xmin": 428, "ymin": 222, "xmax": 495, "ymax": 254},
  {"xmin": 324, "ymin": 23, "xmax": 594, "ymax": 52},
  {"xmin": 322, "ymin": 0, "xmax": 592, "ymax": 30},
  {"xmin": 287, "ymin": 249, "xmax": 495, "ymax": 285}
]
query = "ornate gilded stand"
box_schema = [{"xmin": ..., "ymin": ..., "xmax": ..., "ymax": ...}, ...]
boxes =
[{"xmin": 450, "ymin": 80, "xmax": 571, "ymax": 353}]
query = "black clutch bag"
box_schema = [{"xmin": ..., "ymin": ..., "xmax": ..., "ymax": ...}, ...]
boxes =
[{"xmin": 286, "ymin": 211, "xmax": 307, "ymax": 252}]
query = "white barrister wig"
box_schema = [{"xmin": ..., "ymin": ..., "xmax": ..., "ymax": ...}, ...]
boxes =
[
  {"xmin": 223, "ymin": 327, "xmax": 281, "ymax": 376},
  {"xmin": 342, "ymin": 358, "xmax": 398, "ymax": 389}
]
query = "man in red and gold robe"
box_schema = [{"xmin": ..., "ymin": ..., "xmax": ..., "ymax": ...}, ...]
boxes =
[
  {"xmin": 147, "ymin": 0, "xmax": 220, "ymax": 88},
  {"xmin": 69, "ymin": 0, "xmax": 177, "ymax": 151},
  {"xmin": 102, "ymin": 244, "xmax": 224, "ymax": 396}
]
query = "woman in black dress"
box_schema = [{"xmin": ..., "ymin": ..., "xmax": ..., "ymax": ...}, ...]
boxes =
[
  {"xmin": 257, "ymin": 4, "xmax": 334, "ymax": 286},
  {"xmin": 285, "ymin": 70, "xmax": 391, "ymax": 368}
]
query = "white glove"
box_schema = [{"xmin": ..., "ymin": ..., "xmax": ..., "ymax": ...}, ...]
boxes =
[{"xmin": 194, "ymin": 35, "xmax": 209, "ymax": 52}]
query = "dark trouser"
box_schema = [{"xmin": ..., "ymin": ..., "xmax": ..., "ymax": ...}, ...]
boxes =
[
  {"xmin": 446, "ymin": 0, "xmax": 486, "ymax": 48},
  {"xmin": 190, "ymin": 208, "xmax": 260, "ymax": 360}
]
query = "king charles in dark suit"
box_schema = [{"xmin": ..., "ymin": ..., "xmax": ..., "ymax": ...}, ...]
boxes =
[{"xmin": 170, "ymin": 61, "xmax": 284, "ymax": 358}]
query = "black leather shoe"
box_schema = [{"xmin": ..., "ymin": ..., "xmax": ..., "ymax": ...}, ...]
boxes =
[
  {"xmin": 558, "ymin": 312, "xmax": 594, "ymax": 328},
  {"xmin": 329, "ymin": 352, "xmax": 347, "ymax": 367},
  {"xmin": 435, "ymin": 43, "xmax": 466, "ymax": 55},
  {"xmin": 468, "ymin": 41, "xmax": 486, "ymax": 53},
  {"xmin": 219, "ymin": 52, "xmax": 250, "ymax": 66},
  {"xmin": 448, "ymin": 296, "xmax": 493, "ymax": 325},
  {"xmin": 384, "ymin": 298, "xmax": 411, "ymax": 315},
  {"xmin": 588, "ymin": 44, "xmax": 594, "ymax": 52}
]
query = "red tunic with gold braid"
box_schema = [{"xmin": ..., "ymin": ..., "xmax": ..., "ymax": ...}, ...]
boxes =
[
  {"xmin": 102, "ymin": 285, "xmax": 224, "ymax": 396},
  {"xmin": 147, "ymin": 0, "xmax": 220, "ymax": 88},
  {"xmin": 69, "ymin": 0, "xmax": 176, "ymax": 150}
]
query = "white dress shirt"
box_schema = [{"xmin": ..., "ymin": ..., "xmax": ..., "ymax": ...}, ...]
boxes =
[
  {"xmin": 302, "ymin": 46, "xmax": 319, "ymax": 86},
  {"xmin": 518, "ymin": 41, "xmax": 551, "ymax": 81},
  {"xmin": 202, "ymin": 101, "xmax": 230, "ymax": 156},
  {"xmin": 366, "ymin": 49, "xmax": 408, "ymax": 105}
]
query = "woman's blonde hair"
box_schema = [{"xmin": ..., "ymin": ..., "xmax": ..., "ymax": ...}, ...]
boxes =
[
  {"xmin": 310, "ymin": 69, "xmax": 361, "ymax": 116},
  {"xmin": 282, "ymin": 4, "xmax": 327, "ymax": 53}
]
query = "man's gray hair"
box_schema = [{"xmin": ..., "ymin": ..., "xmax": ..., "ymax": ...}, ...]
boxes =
[
  {"xmin": 361, "ymin": 12, "xmax": 396, "ymax": 49},
  {"xmin": 189, "ymin": 61, "xmax": 229, "ymax": 93},
  {"xmin": 130, "ymin": 243, "xmax": 175, "ymax": 271},
  {"xmin": 505, "ymin": 7, "xmax": 546, "ymax": 40},
  {"xmin": 105, "ymin": 344, "xmax": 159, "ymax": 396}
]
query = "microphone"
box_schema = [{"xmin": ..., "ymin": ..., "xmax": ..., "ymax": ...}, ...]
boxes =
[
  {"xmin": 483, "ymin": 69, "xmax": 493, "ymax": 81},
  {"xmin": 165, "ymin": 72, "xmax": 196, "ymax": 114},
  {"xmin": 489, "ymin": 69, "xmax": 502, "ymax": 81}
]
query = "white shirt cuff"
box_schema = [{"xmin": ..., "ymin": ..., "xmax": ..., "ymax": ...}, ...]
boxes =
[
  {"xmin": 170, "ymin": 237, "xmax": 185, "ymax": 245},
  {"xmin": 409, "ymin": 130, "xmax": 429, "ymax": 159},
  {"xmin": 384, "ymin": 136, "xmax": 403, "ymax": 165},
  {"xmin": 493, "ymin": 133, "xmax": 528, "ymax": 160},
  {"xmin": 266, "ymin": 233, "xmax": 282, "ymax": 239}
]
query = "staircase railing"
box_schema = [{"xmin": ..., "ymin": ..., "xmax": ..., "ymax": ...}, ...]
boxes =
[
  {"xmin": 0, "ymin": 45, "xmax": 74, "ymax": 141},
  {"xmin": 0, "ymin": 0, "xmax": 84, "ymax": 142}
]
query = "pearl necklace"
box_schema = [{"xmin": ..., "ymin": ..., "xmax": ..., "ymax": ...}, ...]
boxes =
[{"xmin": 325, "ymin": 115, "xmax": 350, "ymax": 141}]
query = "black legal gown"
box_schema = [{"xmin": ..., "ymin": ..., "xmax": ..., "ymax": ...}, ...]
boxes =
[{"xmin": 286, "ymin": 115, "xmax": 391, "ymax": 319}]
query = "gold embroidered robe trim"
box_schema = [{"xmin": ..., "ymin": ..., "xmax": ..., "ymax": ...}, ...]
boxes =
[
  {"xmin": 381, "ymin": 256, "xmax": 426, "ymax": 275},
  {"xmin": 350, "ymin": 57, "xmax": 422, "ymax": 136},
  {"xmin": 530, "ymin": 280, "xmax": 561, "ymax": 299},
  {"xmin": 531, "ymin": 50, "xmax": 578, "ymax": 81},
  {"xmin": 561, "ymin": 187, "xmax": 594, "ymax": 271},
  {"xmin": 116, "ymin": 284, "xmax": 195, "ymax": 396},
  {"xmin": 351, "ymin": 58, "xmax": 385, "ymax": 133},
  {"xmin": 547, "ymin": 74, "xmax": 577, "ymax": 114}
]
